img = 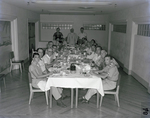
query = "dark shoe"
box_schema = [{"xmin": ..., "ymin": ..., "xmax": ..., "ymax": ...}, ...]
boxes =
[
  {"xmin": 61, "ymin": 95, "xmax": 70, "ymax": 100},
  {"xmin": 81, "ymin": 99, "xmax": 89, "ymax": 104},
  {"xmin": 56, "ymin": 99, "xmax": 67, "ymax": 108},
  {"xmin": 79, "ymin": 96, "xmax": 84, "ymax": 102}
]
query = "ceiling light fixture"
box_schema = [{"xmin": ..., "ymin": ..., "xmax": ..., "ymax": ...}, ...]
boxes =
[
  {"xmin": 34, "ymin": 1, "xmax": 112, "ymax": 5},
  {"xmin": 49, "ymin": 10, "xmax": 95, "ymax": 13}
]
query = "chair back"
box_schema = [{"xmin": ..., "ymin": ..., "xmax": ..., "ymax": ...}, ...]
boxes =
[
  {"xmin": 116, "ymin": 74, "xmax": 121, "ymax": 93},
  {"xmin": 32, "ymin": 49, "xmax": 37, "ymax": 58},
  {"xmin": 10, "ymin": 51, "xmax": 14, "ymax": 59},
  {"xmin": 9, "ymin": 52, "xmax": 14, "ymax": 63},
  {"xmin": 28, "ymin": 72, "xmax": 33, "ymax": 91},
  {"xmin": 28, "ymin": 72, "xmax": 32, "ymax": 84}
]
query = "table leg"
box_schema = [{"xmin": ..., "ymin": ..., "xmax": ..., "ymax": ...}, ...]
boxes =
[
  {"xmin": 50, "ymin": 87, "xmax": 52, "ymax": 108},
  {"xmin": 75, "ymin": 88, "xmax": 78, "ymax": 108},
  {"xmin": 97, "ymin": 91, "xmax": 99, "ymax": 108},
  {"xmin": 71, "ymin": 88, "xmax": 74, "ymax": 108}
]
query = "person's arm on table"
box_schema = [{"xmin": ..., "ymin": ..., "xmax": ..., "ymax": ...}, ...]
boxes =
[{"xmin": 30, "ymin": 69, "xmax": 52, "ymax": 79}]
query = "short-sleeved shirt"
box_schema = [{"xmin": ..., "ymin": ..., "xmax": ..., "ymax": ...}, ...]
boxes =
[
  {"xmin": 42, "ymin": 54, "xmax": 52, "ymax": 64},
  {"xmin": 53, "ymin": 32, "xmax": 63, "ymax": 41},
  {"xmin": 29, "ymin": 63, "xmax": 47, "ymax": 89},
  {"xmin": 78, "ymin": 32, "xmax": 87, "ymax": 39},
  {"xmin": 103, "ymin": 64, "xmax": 119, "ymax": 81},
  {"xmin": 53, "ymin": 52, "xmax": 58, "ymax": 59},
  {"xmin": 67, "ymin": 33, "xmax": 78, "ymax": 45},
  {"xmin": 87, "ymin": 52, "xmax": 96, "ymax": 60},
  {"xmin": 102, "ymin": 64, "xmax": 119, "ymax": 90},
  {"xmin": 38, "ymin": 59, "xmax": 46, "ymax": 72},
  {"xmin": 92, "ymin": 54, "xmax": 101, "ymax": 65}
]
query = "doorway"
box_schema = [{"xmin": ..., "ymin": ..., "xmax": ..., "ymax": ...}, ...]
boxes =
[{"xmin": 28, "ymin": 22, "xmax": 35, "ymax": 62}]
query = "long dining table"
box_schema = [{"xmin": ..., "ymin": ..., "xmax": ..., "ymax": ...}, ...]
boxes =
[{"xmin": 38, "ymin": 49, "xmax": 104, "ymax": 108}]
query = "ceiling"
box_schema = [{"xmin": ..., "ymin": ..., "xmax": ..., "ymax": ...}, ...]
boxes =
[{"xmin": 1, "ymin": 0, "xmax": 149, "ymax": 15}]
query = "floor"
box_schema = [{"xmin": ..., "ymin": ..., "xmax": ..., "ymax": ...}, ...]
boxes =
[{"xmin": 0, "ymin": 62, "xmax": 150, "ymax": 118}]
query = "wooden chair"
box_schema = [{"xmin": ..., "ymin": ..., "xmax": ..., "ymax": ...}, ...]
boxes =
[
  {"xmin": 0, "ymin": 74, "xmax": 6, "ymax": 92},
  {"xmin": 28, "ymin": 72, "xmax": 49, "ymax": 105},
  {"xmin": 100, "ymin": 74, "xmax": 121, "ymax": 107},
  {"xmin": 9, "ymin": 52, "xmax": 24, "ymax": 73}
]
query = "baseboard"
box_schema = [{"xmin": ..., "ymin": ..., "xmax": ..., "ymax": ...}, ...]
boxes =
[
  {"xmin": 148, "ymin": 86, "xmax": 150, "ymax": 94},
  {"xmin": 122, "ymin": 66, "xmax": 149, "ymax": 93},
  {"xmin": 131, "ymin": 71, "xmax": 149, "ymax": 90},
  {"xmin": 123, "ymin": 67, "xmax": 132, "ymax": 75}
]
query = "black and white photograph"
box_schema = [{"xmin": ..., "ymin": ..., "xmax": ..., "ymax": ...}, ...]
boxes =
[{"xmin": 0, "ymin": 0, "xmax": 150, "ymax": 118}]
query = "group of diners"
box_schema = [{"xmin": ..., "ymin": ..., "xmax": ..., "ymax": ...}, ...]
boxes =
[{"xmin": 29, "ymin": 37, "xmax": 120, "ymax": 108}]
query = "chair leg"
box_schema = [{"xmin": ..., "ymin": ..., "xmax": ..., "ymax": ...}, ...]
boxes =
[
  {"xmin": 71, "ymin": 88, "xmax": 74, "ymax": 108},
  {"xmin": 97, "ymin": 92, "xmax": 99, "ymax": 108},
  {"xmin": 3, "ymin": 77, "xmax": 6, "ymax": 88},
  {"xmin": 22, "ymin": 63, "xmax": 25, "ymax": 69},
  {"xmin": 10, "ymin": 64, "xmax": 12, "ymax": 72},
  {"xmin": 50, "ymin": 88, "xmax": 52, "ymax": 108},
  {"xmin": 29, "ymin": 92, "xmax": 33, "ymax": 104},
  {"xmin": 116, "ymin": 94, "xmax": 120, "ymax": 107},
  {"xmin": 19, "ymin": 64, "xmax": 22, "ymax": 73},
  {"xmin": 75, "ymin": 88, "xmax": 78, "ymax": 108},
  {"xmin": 114, "ymin": 94, "xmax": 116, "ymax": 101},
  {"xmin": 45, "ymin": 91, "xmax": 49, "ymax": 105},
  {"xmin": 100, "ymin": 95, "xmax": 103, "ymax": 107}
]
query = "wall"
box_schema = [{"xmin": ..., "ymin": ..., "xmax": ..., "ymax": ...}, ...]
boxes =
[
  {"xmin": 109, "ymin": 2, "xmax": 150, "ymax": 90},
  {"xmin": 0, "ymin": 1, "xmax": 39, "ymax": 73},
  {"xmin": 38, "ymin": 14, "xmax": 109, "ymax": 50},
  {"xmin": 110, "ymin": 32, "xmax": 126, "ymax": 66},
  {"xmin": 132, "ymin": 35, "xmax": 150, "ymax": 83}
]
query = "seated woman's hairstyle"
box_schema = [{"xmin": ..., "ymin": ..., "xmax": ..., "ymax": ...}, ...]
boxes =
[{"xmin": 32, "ymin": 53, "xmax": 39, "ymax": 58}]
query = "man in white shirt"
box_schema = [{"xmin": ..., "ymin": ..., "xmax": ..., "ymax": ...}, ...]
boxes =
[
  {"xmin": 77, "ymin": 27, "xmax": 87, "ymax": 45},
  {"xmin": 87, "ymin": 45, "xmax": 96, "ymax": 60},
  {"xmin": 66, "ymin": 28, "xmax": 78, "ymax": 46},
  {"xmin": 92, "ymin": 46, "xmax": 102, "ymax": 66},
  {"xmin": 42, "ymin": 48, "xmax": 54, "ymax": 69}
]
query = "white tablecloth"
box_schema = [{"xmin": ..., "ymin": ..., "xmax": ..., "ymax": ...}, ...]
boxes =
[{"xmin": 45, "ymin": 73, "xmax": 104, "ymax": 96}]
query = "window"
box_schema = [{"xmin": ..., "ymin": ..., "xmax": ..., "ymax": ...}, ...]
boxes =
[
  {"xmin": 137, "ymin": 24, "xmax": 150, "ymax": 37},
  {"xmin": 113, "ymin": 24, "xmax": 127, "ymax": 33},
  {"xmin": 41, "ymin": 22, "xmax": 73, "ymax": 30},
  {"xmin": 83, "ymin": 24, "xmax": 106, "ymax": 31}
]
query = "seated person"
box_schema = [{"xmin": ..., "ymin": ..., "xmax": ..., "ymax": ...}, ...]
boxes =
[
  {"xmin": 58, "ymin": 42, "xmax": 64, "ymax": 52},
  {"xmin": 45, "ymin": 41, "xmax": 53, "ymax": 54},
  {"xmin": 42, "ymin": 48, "xmax": 54, "ymax": 69},
  {"xmin": 52, "ymin": 45, "xmax": 58, "ymax": 60},
  {"xmin": 79, "ymin": 43, "xmax": 86, "ymax": 53},
  {"xmin": 90, "ymin": 39, "xmax": 96, "ymax": 47},
  {"xmin": 86, "ymin": 45, "xmax": 96, "ymax": 60},
  {"xmin": 85, "ymin": 42, "xmax": 92, "ymax": 55},
  {"xmin": 37, "ymin": 48, "xmax": 47, "ymax": 74},
  {"xmin": 97, "ymin": 50, "xmax": 107, "ymax": 70},
  {"xmin": 29, "ymin": 53, "xmax": 67, "ymax": 107},
  {"xmin": 90, "ymin": 46, "xmax": 102, "ymax": 68},
  {"xmin": 80, "ymin": 55, "xmax": 119, "ymax": 103}
]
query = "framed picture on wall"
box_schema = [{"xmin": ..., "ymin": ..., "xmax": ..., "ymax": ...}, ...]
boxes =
[{"xmin": 0, "ymin": 21, "xmax": 11, "ymax": 46}]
